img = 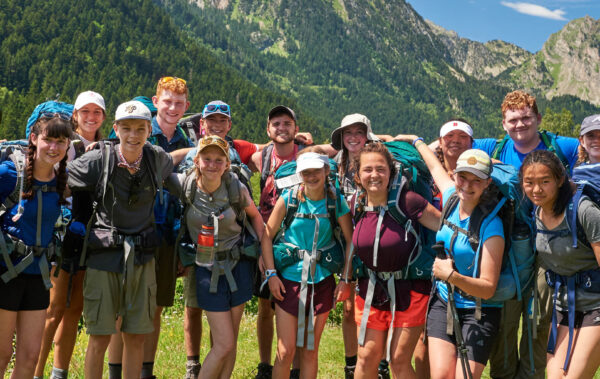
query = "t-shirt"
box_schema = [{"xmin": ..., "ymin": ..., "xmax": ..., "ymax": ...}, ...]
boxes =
[
  {"xmin": 173, "ymin": 173, "xmax": 252, "ymax": 261},
  {"xmin": 535, "ymin": 198, "xmax": 600, "ymax": 312},
  {"xmin": 353, "ymin": 190, "xmax": 430, "ymax": 311},
  {"xmin": 67, "ymin": 144, "xmax": 173, "ymax": 272},
  {"xmin": 435, "ymin": 187, "xmax": 505, "ymax": 308},
  {"xmin": 280, "ymin": 188, "xmax": 349, "ymax": 284},
  {"xmin": 233, "ymin": 139, "xmax": 258, "ymax": 165},
  {"xmin": 0, "ymin": 160, "xmax": 60, "ymax": 275},
  {"xmin": 473, "ymin": 135, "xmax": 579, "ymax": 172},
  {"xmin": 258, "ymin": 145, "xmax": 299, "ymax": 222}
]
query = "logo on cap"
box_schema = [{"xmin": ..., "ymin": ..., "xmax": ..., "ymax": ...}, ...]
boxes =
[
  {"xmin": 467, "ymin": 157, "xmax": 477, "ymax": 165},
  {"xmin": 126, "ymin": 105, "xmax": 137, "ymax": 114}
]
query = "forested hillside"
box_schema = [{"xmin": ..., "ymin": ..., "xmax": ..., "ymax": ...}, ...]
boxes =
[{"xmin": 0, "ymin": 0, "xmax": 326, "ymax": 142}]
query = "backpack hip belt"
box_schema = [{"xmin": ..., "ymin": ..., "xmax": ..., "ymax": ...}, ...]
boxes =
[
  {"xmin": 0, "ymin": 233, "xmax": 55, "ymax": 289},
  {"xmin": 205, "ymin": 245, "xmax": 242, "ymax": 295}
]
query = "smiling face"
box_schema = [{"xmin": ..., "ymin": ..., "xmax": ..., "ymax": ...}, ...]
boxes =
[
  {"xmin": 73, "ymin": 103, "xmax": 105, "ymax": 140},
  {"xmin": 31, "ymin": 130, "xmax": 69, "ymax": 168},
  {"xmin": 358, "ymin": 152, "xmax": 390, "ymax": 197},
  {"xmin": 113, "ymin": 119, "xmax": 151, "ymax": 157},
  {"xmin": 201, "ymin": 114, "xmax": 231, "ymax": 139},
  {"xmin": 342, "ymin": 124, "xmax": 368, "ymax": 155},
  {"xmin": 152, "ymin": 89, "xmax": 189, "ymax": 126},
  {"xmin": 300, "ymin": 167, "xmax": 328, "ymax": 192},
  {"xmin": 194, "ymin": 145, "xmax": 230, "ymax": 182},
  {"xmin": 521, "ymin": 163, "xmax": 562, "ymax": 211},
  {"xmin": 502, "ymin": 106, "xmax": 541, "ymax": 145},
  {"xmin": 440, "ymin": 130, "xmax": 472, "ymax": 160},
  {"xmin": 580, "ymin": 129, "xmax": 600, "ymax": 163},
  {"xmin": 454, "ymin": 171, "xmax": 491, "ymax": 204},
  {"xmin": 267, "ymin": 114, "xmax": 298, "ymax": 144}
]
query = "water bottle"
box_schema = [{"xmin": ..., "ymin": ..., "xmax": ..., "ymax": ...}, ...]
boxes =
[{"xmin": 196, "ymin": 216, "xmax": 215, "ymax": 267}]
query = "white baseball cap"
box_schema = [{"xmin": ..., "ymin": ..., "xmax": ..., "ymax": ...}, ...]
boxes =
[
  {"xmin": 74, "ymin": 91, "xmax": 105, "ymax": 111},
  {"xmin": 440, "ymin": 120, "xmax": 473, "ymax": 138},
  {"xmin": 115, "ymin": 100, "xmax": 152, "ymax": 122},
  {"xmin": 296, "ymin": 152, "xmax": 329, "ymax": 174}
]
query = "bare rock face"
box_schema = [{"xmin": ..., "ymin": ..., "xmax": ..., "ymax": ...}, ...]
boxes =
[{"xmin": 426, "ymin": 20, "xmax": 531, "ymax": 80}]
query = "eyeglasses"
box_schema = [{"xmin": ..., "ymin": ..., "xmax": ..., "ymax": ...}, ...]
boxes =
[
  {"xmin": 203, "ymin": 104, "xmax": 231, "ymax": 116},
  {"xmin": 40, "ymin": 112, "xmax": 71, "ymax": 121},
  {"xmin": 159, "ymin": 76, "xmax": 187, "ymax": 85}
]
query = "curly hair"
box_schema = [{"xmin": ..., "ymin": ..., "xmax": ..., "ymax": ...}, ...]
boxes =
[
  {"xmin": 501, "ymin": 90, "xmax": 539, "ymax": 118},
  {"xmin": 576, "ymin": 143, "xmax": 589, "ymax": 165},
  {"xmin": 350, "ymin": 142, "xmax": 397, "ymax": 211},
  {"xmin": 520, "ymin": 150, "xmax": 573, "ymax": 217},
  {"xmin": 156, "ymin": 76, "xmax": 189, "ymax": 98},
  {"xmin": 25, "ymin": 116, "xmax": 72, "ymax": 205}
]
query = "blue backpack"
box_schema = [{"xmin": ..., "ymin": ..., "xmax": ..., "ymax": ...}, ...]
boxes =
[{"xmin": 25, "ymin": 101, "xmax": 73, "ymax": 138}]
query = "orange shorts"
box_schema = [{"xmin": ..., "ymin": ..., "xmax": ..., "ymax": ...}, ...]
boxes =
[{"xmin": 354, "ymin": 290, "xmax": 429, "ymax": 330}]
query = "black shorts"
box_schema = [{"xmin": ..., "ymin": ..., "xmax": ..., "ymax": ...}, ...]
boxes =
[
  {"xmin": 557, "ymin": 308, "xmax": 600, "ymax": 328},
  {"xmin": 426, "ymin": 294, "xmax": 501, "ymax": 365},
  {"xmin": 0, "ymin": 267, "xmax": 50, "ymax": 311}
]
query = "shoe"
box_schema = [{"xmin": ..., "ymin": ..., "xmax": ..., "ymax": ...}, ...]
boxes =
[
  {"xmin": 254, "ymin": 362, "xmax": 273, "ymax": 379},
  {"xmin": 290, "ymin": 368, "xmax": 300, "ymax": 379},
  {"xmin": 184, "ymin": 363, "xmax": 201, "ymax": 379},
  {"xmin": 344, "ymin": 365, "xmax": 356, "ymax": 379},
  {"xmin": 378, "ymin": 366, "xmax": 390, "ymax": 379}
]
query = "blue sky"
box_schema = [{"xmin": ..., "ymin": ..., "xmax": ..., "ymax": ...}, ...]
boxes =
[{"xmin": 407, "ymin": 0, "xmax": 600, "ymax": 52}]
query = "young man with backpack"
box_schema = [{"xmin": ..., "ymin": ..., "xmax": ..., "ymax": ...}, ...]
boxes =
[
  {"xmin": 473, "ymin": 90, "xmax": 579, "ymax": 379},
  {"xmin": 68, "ymin": 100, "xmax": 173, "ymax": 379}
]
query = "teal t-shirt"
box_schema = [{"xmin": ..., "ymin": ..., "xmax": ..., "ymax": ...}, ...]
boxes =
[
  {"xmin": 435, "ymin": 187, "xmax": 504, "ymax": 308},
  {"xmin": 280, "ymin": 188, "xmax": 349, "ymax": 284}
]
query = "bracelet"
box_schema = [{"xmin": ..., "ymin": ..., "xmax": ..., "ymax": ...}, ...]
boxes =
[
  {"xmin": 412, "ymin": 137, "xmax": 424, "ymax": 147},
  {"xmin": 446, "ymin": 269, "xmax": 455, "ymax": 282},
  {"xmin": 265, "ymin": 269, "xmax": 277, "ymax": 279}
]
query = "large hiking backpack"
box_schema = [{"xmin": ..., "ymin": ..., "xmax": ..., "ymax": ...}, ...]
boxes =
[
  {"xmin": 25, "ymin": 101, "xmax": 73, "ymax": 138},
  {"xmin": 272, "ymin": 158, "xmax": 339, "ymax": 197},
  {"xmin": 259, "ymin": 143, "xmax": 305, "ymax": 191},
  {"xmin": 0, "ymin": 141, "xmax": 60, "ymax": 288},
  {"xmin": 178, "ymin": 113, "xmax": 202, "ymax": 146},
  {"xmin": 440, "ymin": 163, "xmax": 535, "ymax": 305},
  {"xmin": 492, "ymin": 131, "xmax": 570, "ymax": 172},
  {"xmin": 176, "ymin": 170, "xmax": 259, "ymax": 293}
]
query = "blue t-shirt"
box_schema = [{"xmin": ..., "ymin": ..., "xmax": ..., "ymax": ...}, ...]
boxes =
[
  {"xmin": 280, "ymin": 188, "xmax": 349, "ymax": 284},
  {"xmin": 0, "ymin": 160, "xmax": 60, "ymax": 275},
  {"xmin": 435, "ymin": 187, "xmax": 504, "ymax": 308},
  {"xmin": 473, "ymin": 134, "xmax": 579, "ymax": 173}
]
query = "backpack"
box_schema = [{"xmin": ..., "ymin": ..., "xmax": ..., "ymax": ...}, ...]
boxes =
[
  {"xmin": 132, "ymin": 96, "xmax": 157, "ymax": 117},
  {"xmin": 492, "ymin": 131, "xmax": 570, "ymax": 172},
  {"xmin": 175, "ymin": 170, "xmax": 259, "ymax": 293},
  {"xmin": 178, "ymin": 113, "xmax": 202, "ymax": 146},
  {"xmin": 25, "ymin": 101, "xmax": 73, "ymax": 138},
  {"xmin": 272, "ymin": 158, "xmax": 339, "ymax": 196},
  {"xmin": 260, "ymin": 143, "xmax": 305, "ymax": 191},
  {"xmin": 0, "ymin": 141, "xmax": 60, "ymax": 289}
]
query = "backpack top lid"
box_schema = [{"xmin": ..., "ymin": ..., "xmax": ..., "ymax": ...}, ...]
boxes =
[
  {"xmin": 25, "ymin": 101, "xmax": 74, "ymax": 139},
  {"xmin": 132, "ymin": 96, "xmax": 157, "ymax": 117}
]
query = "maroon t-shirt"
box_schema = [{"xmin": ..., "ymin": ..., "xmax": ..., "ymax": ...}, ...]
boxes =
[{"xmin": 353, "ymin": 190, "xmax": 431, "ymax": 311}]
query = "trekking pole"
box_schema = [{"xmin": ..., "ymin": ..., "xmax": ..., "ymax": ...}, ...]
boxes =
[{"xmin": 432, "ymin": 241, "xmax": 473, "ymax": 379}]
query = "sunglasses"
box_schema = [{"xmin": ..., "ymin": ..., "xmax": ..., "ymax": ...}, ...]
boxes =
[
  {"xmin": 199, "ymin": 135, "xmax": 229, "ymax": 150},
  {"xmin": 159, "ymin": 76, "xmax": 187, "ymax": 85},
  {"xmin": 40, "ymin": 112, "xmax": 71, "ymax": 121},
  {"xmin": 203, "ymin": 104, "xmax": 230, "ymax": 116}
]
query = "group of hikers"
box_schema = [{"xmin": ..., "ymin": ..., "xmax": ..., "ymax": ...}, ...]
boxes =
[{"xmin": 0, "ymin": 75, "xmax": 599, "ymax": 379}]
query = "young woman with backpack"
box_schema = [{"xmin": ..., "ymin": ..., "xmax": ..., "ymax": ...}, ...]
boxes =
[
  {"xmin": 577, "ymin": 114, "xmax": 600, "ymax": 165},
  {"xmin": 398, "ymin": 135, "xmax": 506, "ymax": 379},
  {"xmin": 261, "ymin": 150, "xmax": 353, "ymax": 379},
  {"xmin": 0, "ymin": 115, "xmax": 71, "ymax": 378},
  {"xmin": 172, "ymin": 135, "xmax": 264, "ymax": 379},
  {"xmin": 520, "ymin": 150, "xmax": 600, "ymax": 378},
  {"xmin": 35, "ymin": 91, "xmax": 106, "ymax": 379}
]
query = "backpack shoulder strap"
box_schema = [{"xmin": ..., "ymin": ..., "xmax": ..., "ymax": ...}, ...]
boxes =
[
  {"xmin": 0, "ymin": 147, "xmax": 27, "ymax": 217},
  {"xmin": 491, "ymin": 135, "xmax": 510, "ymax": 159},
  {"xmin": 143, "ymin": 143, "xmax": 163, "ymax": 204},
  {"xmin": 224, "ymin": 171, "xmax": 244, "ymax": 220},
  {"xmin": 387, "ymin": 172, "xmax": 410, "ymax": 226},
  {"xmin": 282, "ymin": 186, "xmax": 300, "ymax": 231},
  {"xmin": 539, "ymin": 131, "xmax": 570, "ymax": 172},
  {"xmin": 260, "ymin": 144, "xmax": 275, "ymax": 191}
]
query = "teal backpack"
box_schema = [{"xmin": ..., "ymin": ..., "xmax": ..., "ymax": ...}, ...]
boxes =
[{"xmin": 272, "ymin": 158, "xmax": 339, "ymax": 195}]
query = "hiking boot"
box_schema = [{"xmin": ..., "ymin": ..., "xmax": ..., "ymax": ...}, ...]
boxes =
[
  {"xmin": 378, "ymin": 360, "xmax": 390, "ymax": 379},
  {"xmin": 290, "ymin": 368, "xmax": 300, "ymax": 379},
  {"xmin": 184, "ymin": 362, "xmax": 201, "ymax": 379},
  {"xmin": 254, "ymin": 362, "xmax": 273, "ymax": 379},
  {"xmin": 344, "ymin": 364, "xmax": 356, "ymax": 378}
]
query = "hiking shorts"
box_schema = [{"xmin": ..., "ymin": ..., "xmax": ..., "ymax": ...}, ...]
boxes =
[
  {"xmin": 0, "ymin": 267, "xmax": 49, "ymax": 311},
  {"xmin": 184, "ymin": 265, "xmax": 200, "ymax": 309},
  {"xmin": 354, "ymin": 290, "xmax": 428, "ymax": 330},
  {"xmin": 83, "ymin": 260, "xmax": 156, "ymax": 335},
  {"xmin": 195, "ymin": 259, "xmax": 254, "ymax": 312},
  {"xmin": 427, "ymin": 294, "xmax": 501, "ymax": 365},
  {"xmin": 275, "ymin": 275, "xmax": 335, "ymax": 317},
  {"xmin": 155, "ymin": 240, "xmax": 177, "ymax": 307},
  {"xmin": 557, "ymin": 308, "xmax": 600, "ymax": 328}
]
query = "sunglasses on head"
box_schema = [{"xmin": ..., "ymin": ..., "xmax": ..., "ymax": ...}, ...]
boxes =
[
  {"xmin": 203, "ymin": 104, "xmax": 230, "ymax": 116},
  {"xmin": 40, "ymin": 112, "xmax": 71, "ymax": 121},
  {"xmin": 199, "ymin": 136, "xmax": 229, "ymax": 150},
  {"xmin": 159, "ymin": 76, "xmax": 187, "ymax": 85}
]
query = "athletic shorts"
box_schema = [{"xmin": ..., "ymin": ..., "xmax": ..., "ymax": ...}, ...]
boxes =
[
  {"xmin": 0, "ymin": 267, "xmax": 49, "ymax": 311},
  {"xmin": 155, "ymin": 240, "xmax": 177, "ymax": 307},
  {"xmin": 184, "ymin": 264, "xmax": 200, "ymax": 308},
  {"xmin": 195, "ymin": 259, "xmax": 254, "ymax": 312},
  {"xmin": 83, "ymin": 260, "xmax": 156, "ymax": 335},
  {"xmin": 275, "ymin": 275, "xmax": 335, "ymax": 317},
  {"xmin": 426, "ymin": 294, "xmax": 501, "ymax": 365},
  {"xmin": 557, "ymin": 308, "xmax": 600, "ymax": 328},
  {"xmin": 354, "ymin": 290, "xmax": 429, "ymax": 330}
]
